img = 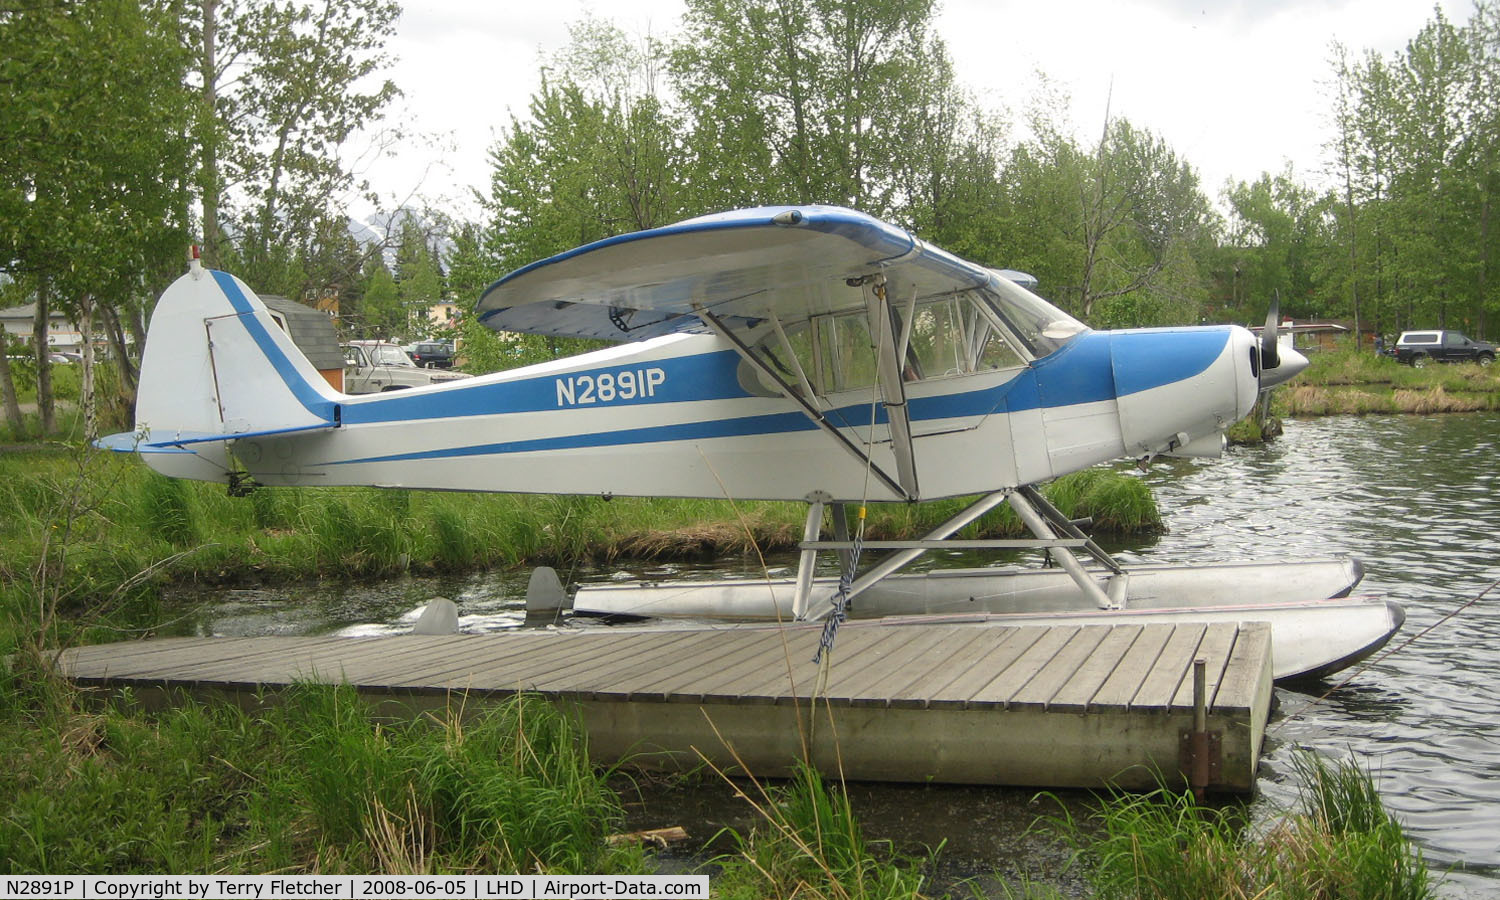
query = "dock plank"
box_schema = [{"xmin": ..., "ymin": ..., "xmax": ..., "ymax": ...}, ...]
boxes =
[
  {"xmin": 806, "ymin": 627, "xmax": 960, "ymax": 701},
  {"xmin": 304, "ymin": 635, "xmax": 534, "ymax": 687},
  {"xmin": 392, "ymin": 632, "xmax": 611, "ymax": 690},
  {"xmin": 844, "ymin": 628, "xmax": 992, "ymax": 708},
  {"xmin": 1169, "ymin": 622, "xmax": 1239, "ymax": 711},
  {"xmin": 726, "ymin": 629, "xmax": 911, "ymax": 703},
  {"xmin": 1131, "ymin": 624, "xmax": 1208, "ymax": 712},
  {"xmin": 1046, "ymin": 624, "xmax": 1142, "ymax": 712},
  {"xmin": 924, "ymin": 627, "xmax": 1045, "ymax": 709},
  {"xmin": 669, "ymin": 632, "xmax": 820, "ymax": 702},
  {"xmin": 1008, "ymin": 624, "xmax": 1113, "ymax": 710},
  {"xmin": 1216, "ymin": 622, "xmax": 1272, "ymax": 710},
  {"xmin": 73, "ymin": 636, "xmax": 354, "ymax": 684},
  {"xmin": 1089, "ymin": 624, "xmax": 1174, "ymax": 709},
  {"xmin": 967, "ymin": 625, "xmax": 1083, "ymax": 708},
  {"xmin": 539, "ymin": 632, "xmax": 709, "ymax": 698},
  {"xmin": 617, "ymin": 631, "xmax": 793, "ymax": 701},
  {"xmin": 183, "ymin": 636, "xmax": 450, "ymax": 683}
]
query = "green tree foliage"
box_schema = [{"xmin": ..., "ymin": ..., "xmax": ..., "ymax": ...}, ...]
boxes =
[
  {"xmin": 469, "ymin": 0, "xmax": 1221, "ymax": 350},
  {"xmin": 478, "ymin": 15, "xmax": 684, "ymax": 279},
  {"xmin": 461, "ymin": 1, "xmax": 1500, "ymax": 351},
  {"xmin": 356, "ymin": 258, "xmax": 402, "ymax": 339},
  {"xmin": 1222, "ymin": 169, "xmax": 1324, "ymax": 320},
  {"xmin": 0, "ymin": 0, "xmax": 193, "ymax": 437},
  {"xmin": 672, "ymin": 0, "xmax": 946, "ymax": 215},
  {"xmin": 395, "ymin": 220, "xmax": 445, "ymax": 329},
  {"xmin": 1325, "ymin": 2, "xmax": 1500, "ymax": 339},
  {"xmin": 191, "ymin": 0, "xmax": 400, "ymax": 301}
]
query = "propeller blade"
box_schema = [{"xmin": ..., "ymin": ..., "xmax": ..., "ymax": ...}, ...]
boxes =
[
  {"xmin": 1261, "ymin": 291, "xmax": 1281, "ymax": 372},
  {"xmin": 1257, "ymin": 291, "xmax": 1308, "ymax": 388}
]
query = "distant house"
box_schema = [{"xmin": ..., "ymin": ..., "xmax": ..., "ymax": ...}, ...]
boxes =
[
  {"xmin": 260, "ymin": 296, "xmax": 345, "ymax": 391},
  {"xmin": 426, "ymin": 299, "xmax": 459, "ymax": 329},
  {"xmin": 0, "ymin": 302, "xmax": 87, "ymax": 352}
]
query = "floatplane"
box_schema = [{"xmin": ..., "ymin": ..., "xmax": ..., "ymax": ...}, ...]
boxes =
[{"xmin": 102, "ymin": 206, "xmax": 1402, "ymax": 682}]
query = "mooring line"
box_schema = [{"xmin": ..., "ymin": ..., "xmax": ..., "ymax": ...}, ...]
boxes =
[{"xmin": 1271, "ymin": 578, "xmax": 1497, "ymax": 734}]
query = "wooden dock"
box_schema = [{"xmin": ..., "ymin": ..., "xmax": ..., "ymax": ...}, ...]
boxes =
[{"xmin": 53, "ymin": 619, "xmax": 1274, "ymax": 792}]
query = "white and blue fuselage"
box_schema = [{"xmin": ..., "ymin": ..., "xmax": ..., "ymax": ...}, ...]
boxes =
[{"xmin": 120, "ymin": 264, "xmax": 1270, "ymax": 504}]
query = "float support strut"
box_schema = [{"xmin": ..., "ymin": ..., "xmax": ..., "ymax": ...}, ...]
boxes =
[
  {"xmin": 1007, "ymin": 489, "xmax": 1114, "ymax": 609},
  {"xmin": 803, "ymin": 489, "xmax": 1012, "ymax": 621},
  {"xmin": 793, "ymin": 492, "xmax": 831, "ymax": 619}
]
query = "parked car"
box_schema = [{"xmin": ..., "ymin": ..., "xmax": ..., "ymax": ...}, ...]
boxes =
[
  {"xmin": 408, "ymin": 340, "xmax": 456, "ymax": 368},
  {"xmin": 1394, "ymin": 330, "xmax": 1497, "ymax": 367},
  {"xmin": 342, "ymin": 340, "xmax": 471, "ymax": 394}
]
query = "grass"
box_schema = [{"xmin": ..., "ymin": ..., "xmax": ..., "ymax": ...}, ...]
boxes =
[
  {"xmin": 710, "ymin": 761, "xmax": 932, "ymax": 900},
  {"xmin": 1049, "ymin": 755, "xmax": 1436, "ymax": 900},
  {"xmin": 0, "ymin": 438, "xmax": 1436, "ymax": 897},
  {"xmin": 0, "ymin": 448, "xmax": 1161, "ymax": 635},
  {"xmin": 1277, "ymin": 343, "xmax": 1500, "ymax": 416},
  {"xmin": 0, "ymin": 671, "xmax": 645, "ymax": 875}
]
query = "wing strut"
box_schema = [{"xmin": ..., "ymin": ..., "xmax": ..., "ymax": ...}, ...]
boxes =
[
  {"xmin": 694, "ymin": 306, "xmax": 912, "ymax": 501},
  {"xmin": 863, "ymin": 276, "xmax": 919, "ymax": 498}
]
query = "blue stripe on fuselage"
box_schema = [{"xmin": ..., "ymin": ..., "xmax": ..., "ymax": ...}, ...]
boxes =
[
  {"xmin": 325, "ymin": 410, "xmax": 817, "ymax": 466},
  {"xmin": 339, "ymin": 349, "xmax": 755, "ymax": 424},
  {"xmin": 1107, "ymin": 327, "xmax": 1232, "ymax": 396}
]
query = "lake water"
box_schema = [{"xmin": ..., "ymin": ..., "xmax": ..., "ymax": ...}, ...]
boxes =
[{"xmin": 165, "ymin": 413, "xmax": 1500, "ymax": 897}]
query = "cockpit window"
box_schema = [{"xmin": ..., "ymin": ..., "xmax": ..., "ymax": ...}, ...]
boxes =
[{"xmin": 982, "ymin": 271, "xmax": 1087, "ymax": 358}]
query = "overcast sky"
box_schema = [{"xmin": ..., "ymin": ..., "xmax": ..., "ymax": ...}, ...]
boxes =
[{"xmin": 352, "ymin": 0, "xmax": 1479, "ymax": 222}]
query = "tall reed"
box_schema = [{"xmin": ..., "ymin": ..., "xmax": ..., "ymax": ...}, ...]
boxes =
[
  {"xmin": 1050, "ymin": 753, "xmax": 1435, "ymax": 900},
  {"xmin": 136, "ymin": 472, "xmax": 199, "ymax": 548},
  {"xmin": 713, "ymin": 761, "xmax": 929, "ymax": 900}
]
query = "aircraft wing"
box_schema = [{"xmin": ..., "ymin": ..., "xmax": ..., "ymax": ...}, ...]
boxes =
[{"xmin": 475, "ymin": 206, "xmax": 994, "ymax": 340}]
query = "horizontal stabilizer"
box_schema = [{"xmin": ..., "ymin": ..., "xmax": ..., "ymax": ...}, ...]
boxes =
[{"xmin": 98, "ymin": 421, "xmax": 339, "ymax": 453}]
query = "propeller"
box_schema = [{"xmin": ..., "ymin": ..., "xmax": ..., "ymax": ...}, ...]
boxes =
[
  {"xmin": 1256, "ymin": 290, "xmax": 1308, "ymax": 389},
  {"xmin": 1261, "ymin": 291, "xmax": 1281, "ymax": 372}
]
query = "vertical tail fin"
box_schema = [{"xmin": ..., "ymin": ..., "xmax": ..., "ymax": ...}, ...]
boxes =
[{"xmin": 107, "ymin": 260, "xmax": 342, "ymax": 481}]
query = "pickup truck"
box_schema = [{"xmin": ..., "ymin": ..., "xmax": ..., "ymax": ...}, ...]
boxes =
[
  {"xmin": 342, "ymin": 340, "xmax": 471, "ymax": 393},
  {"xmin": 1394, "ymin": 330, "xmax": 1497, "ymax": 367}
]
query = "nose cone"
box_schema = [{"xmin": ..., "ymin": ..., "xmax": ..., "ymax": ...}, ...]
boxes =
[{"xmin": 1260, "ymin": 345, "xmax": 1309, "ymax": 388}]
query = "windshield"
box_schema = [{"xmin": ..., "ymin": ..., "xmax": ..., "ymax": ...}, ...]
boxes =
[
  {"xmin": 370, "ymin": 345, "xmax": 414, "ymax": 367},
  {"xmin": 982, "ymin": 270, "xmax": 1087, "ymax": 358}
]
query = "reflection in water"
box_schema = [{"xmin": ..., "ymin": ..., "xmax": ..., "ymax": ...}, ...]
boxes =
[{"xmin": 166, "ymin": 414, "xmax": 1500, "ymax": 897}]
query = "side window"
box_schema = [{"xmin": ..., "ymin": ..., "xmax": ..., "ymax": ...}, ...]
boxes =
[
  {"xmin": 343, "ymin": 346, "xmax": 366, "ymax": 368},
  {"xmin": 900, "ymin": 292, "xmax": 1024, "ymax": 380},
  {"xmin": 752, "ymin": 314, "xmax": 879, "ymax": 396},
  {"xmin": 819, "ymin": 311, "xmax": 880, "ymax": 392},
  {"xmin": 744, "ymin": 292, "xmax": 1027, "ymax": 400}
]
